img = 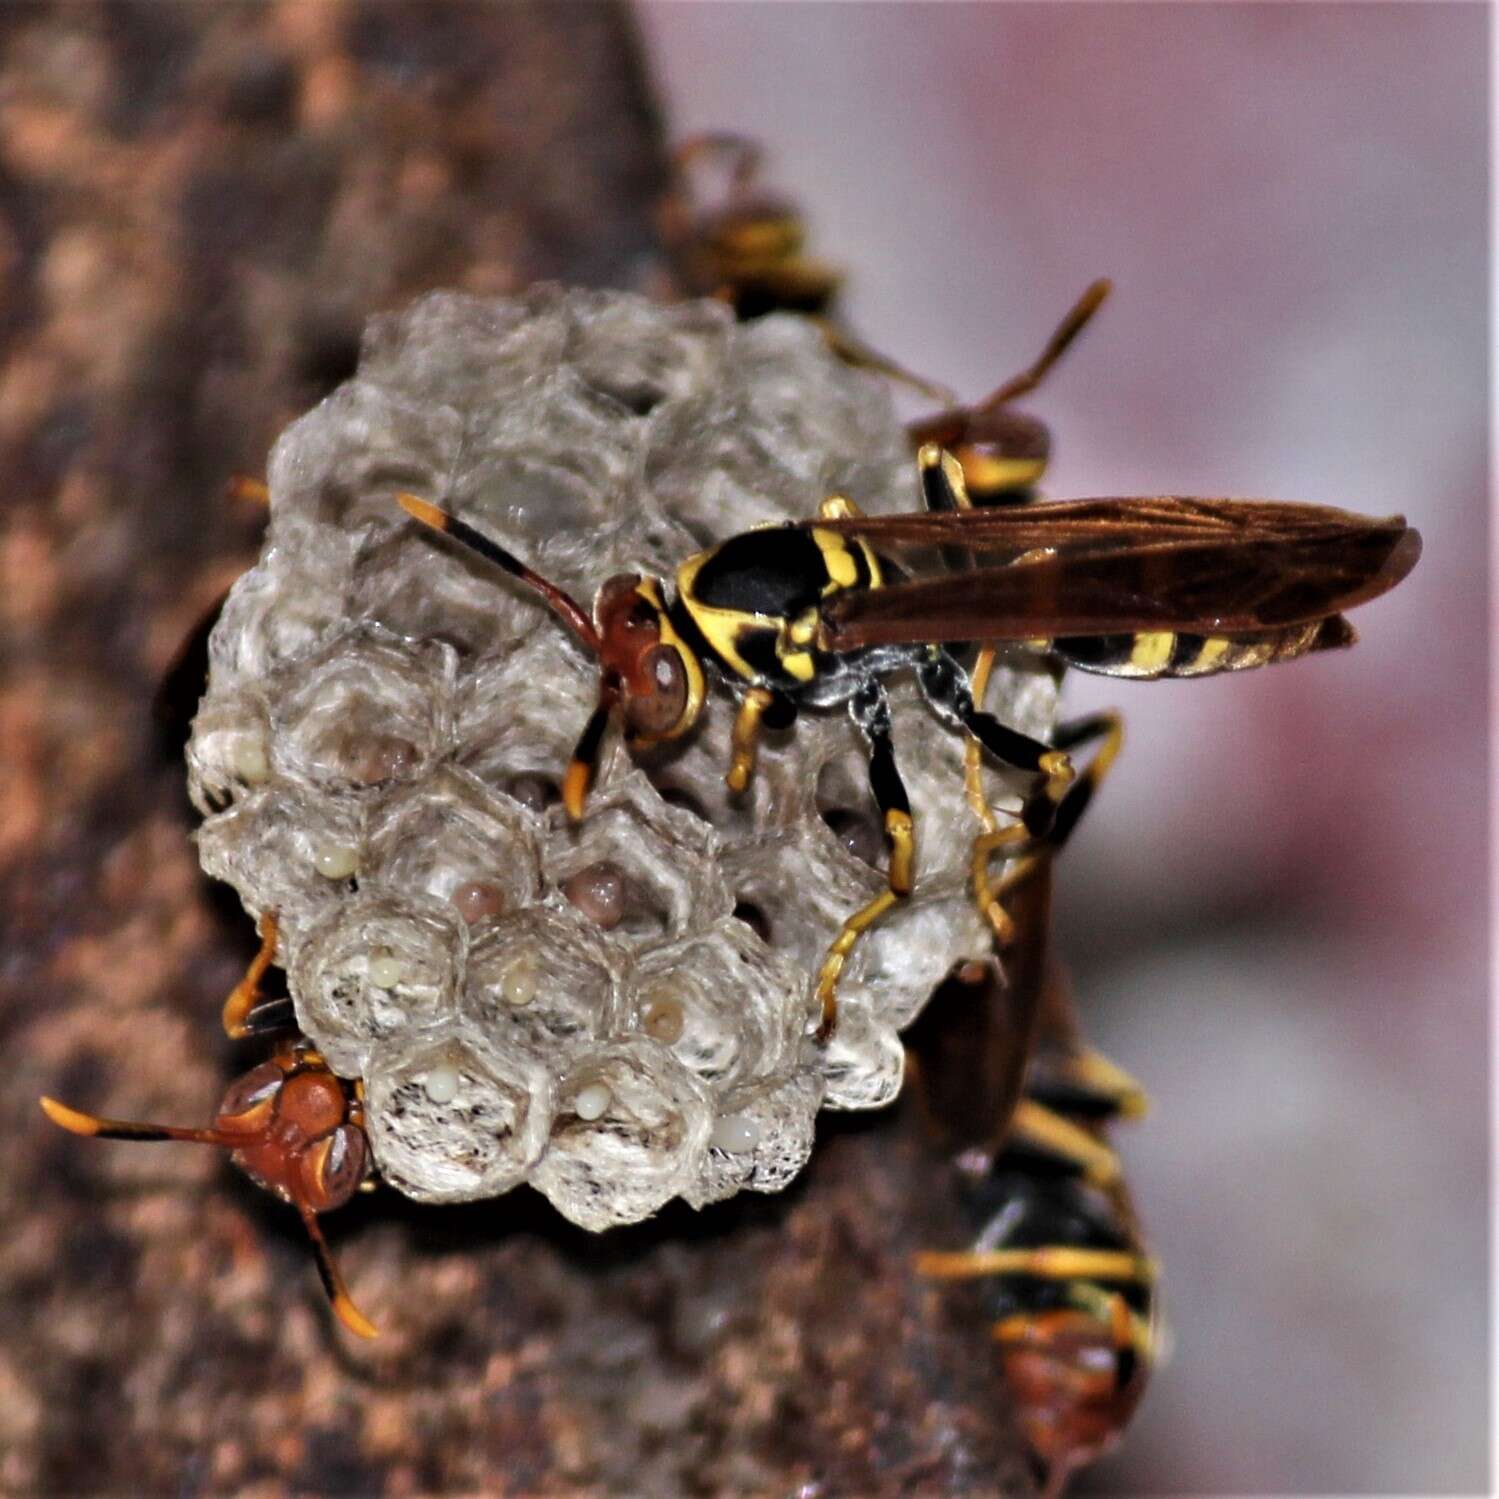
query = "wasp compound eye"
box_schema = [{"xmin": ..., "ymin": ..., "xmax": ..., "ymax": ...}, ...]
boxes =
[
  {"xmin": 303, "ymin": 1123, "xmax": 368, "ymax": 1211},
  {"xmin": 625, "ymin": 645, "xmax": 689, "ymax": 737},
  {"xmin": 216, "ymin": 1061, "xmax": 284, "ymax": 1125}
]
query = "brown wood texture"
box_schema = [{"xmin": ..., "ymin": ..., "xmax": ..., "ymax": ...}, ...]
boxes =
[{"xmin": 0, "ymin": 4, "xmax": 1032, "ymax": 1495}]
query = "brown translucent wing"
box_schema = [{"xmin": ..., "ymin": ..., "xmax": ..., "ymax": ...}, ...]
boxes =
[
  {"xmin": 820, "ymin": 510, "xmax": 1420, "ymax": 650},
  {"xmin": 811, "ymin": 495, "xmax": 1409, "ymax": 559}
]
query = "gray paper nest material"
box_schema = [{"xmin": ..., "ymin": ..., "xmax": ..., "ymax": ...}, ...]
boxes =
[{"xmin": 186, "ymin": 285, "xmax": 1059, "ymax": 1224}]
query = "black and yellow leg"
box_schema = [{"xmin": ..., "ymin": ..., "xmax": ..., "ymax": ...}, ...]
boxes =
[
  {"xmin": 814, "ymin": 678, "xmax": 914, "ymax": 1042},
  {"xmin": 968, "ymin": 709, "xmax": 1122, "ymax": 945},
  {"xmin": 221, "ymin": 911, "xmax": 281, "ymax": 1041},
  {"xmin": 917, "ymin": 647, "xmax": 1075, "ymax": 839},
  {"xmin": 727, "ymin": 687, "xmax": 776, "ymax": 794},
  {"xmin": 917, "ymin": 443, "xmax": 973, "ymax": 514}
]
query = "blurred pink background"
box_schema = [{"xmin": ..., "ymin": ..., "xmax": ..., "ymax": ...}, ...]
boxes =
[{"xmin": 638, "ymin": 4, "xmax": 1487, "ymax": 1493}]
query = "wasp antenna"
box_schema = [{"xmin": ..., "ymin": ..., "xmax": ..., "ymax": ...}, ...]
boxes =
[
  {"xmin": 298, "ymin": 1204, "xmax": 377, "ymax": 1338},
  {"xmin": 40, "ymin": 1095, "xmax": 252, "ymax": 1149},
  {"xmin": 396, "ymin": 494, "xmax": 602, "ymax": 653},
  {"xmin": 563, "ymin": 685, "xmax": 618, "ymax": 821},
  {"xmin": 982, "ymin": 278, "xmax": 1113, "ymax": 411}
]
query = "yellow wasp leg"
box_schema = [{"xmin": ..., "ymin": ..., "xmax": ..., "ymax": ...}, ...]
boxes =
[
  {"xmin": 220, "ymin": 910, "xmax": 281, "ymax": 1040},
  {"xmin": 914, "ymin": 1245, "xmax": 1156, "ymax": 1284},
  {"xmin": 1062, "ymin": 1047, "xmax": 1151, "ymax": 1119},
  {"xmin": 1007, "ymin": 1097, "xmax": 1122, "ymax": 1186},
  {"xmin": 726, "ymin": 686, "xmax": 777, "ymax": 794},
  {"xmin": 964, "ymin": 644, "xmax": 1003, "ymax": 836},
  {"xmin": 814, "ymin": 804, "xmax": 914, "ymax": 1042},
  {"xmin": 817, "ymin": 493, "xmax": 863, "ymax": 521},
  {"xmin": 968, "ymin": 701, "xmax": 1125, "ymax": 946},
  {"xmin": 963, "ymin": 635, "xmax": 1048, "ymax": 944}
]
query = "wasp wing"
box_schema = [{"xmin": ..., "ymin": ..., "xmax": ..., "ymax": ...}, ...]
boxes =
[
  {"xmin": 819, "ymin": 508, "xmax": 1420, "ymax": 650},
  {"xmin": 811, "ymin": 495, "xmax": 1410, "ymax": 560}
]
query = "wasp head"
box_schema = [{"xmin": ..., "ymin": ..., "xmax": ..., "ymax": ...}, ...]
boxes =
[
  {"xmin": 996, "ymin": 1297, "xmax": 1150, "ymax": 1497},
  {"xmin": 562, "ymin": 573, "xmax": 706, "ymax": 818}
]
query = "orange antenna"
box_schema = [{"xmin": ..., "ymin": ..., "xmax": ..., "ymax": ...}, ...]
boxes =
[
  {"xmin": 397, "ymin": 494, "xmax": 601, "ymax": 654},
  {"xmin": 981, "ymin": 278, "xmax": 1112, "ymax": 410}
]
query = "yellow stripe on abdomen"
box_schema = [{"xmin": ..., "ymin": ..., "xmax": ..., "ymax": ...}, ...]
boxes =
[{"xmin": 1128, "ymin": 631, "xmax": 1176, "ymax": 674}]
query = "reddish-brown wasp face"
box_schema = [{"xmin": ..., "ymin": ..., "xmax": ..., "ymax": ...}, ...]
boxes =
[
  {"xmin": 996, "ymin": 1303, "xmax": 1149, "ymax": 1492},
  {"xmin": 220, "ymin": 1053, "xmax": 368, "ymax": 1218},
  {"xmin": 40, "ymin": 1041, "xmax": 376, "ymax": 1338},
  {"xmin": 558, "ymin": 574, "xmax": 705, "ymax": 821},
  {"xmin": 593, "ymin": 574, "xmax": 697, "ymax": 741}
]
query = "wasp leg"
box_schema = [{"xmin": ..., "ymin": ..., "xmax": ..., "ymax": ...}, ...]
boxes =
[
  {"xmin": 1006, "ymin": 1097, "xmax": 1122, "ymax": 1186},
  {"xmin": 916, "ymin": 648, "xmax": 1074, "ymax": 834},
  {"xmin": 237, "ymin": 996, "xmax": 298, "ymax": 1038},
  {"xmin": 817, "ymin": 493, "xmax": 863, "ymax": 521},
  {"xmin": 917, "ymin": 443, "xmax": 974, "ymax": 514},
  {"xmin": 969, "ymin": 712, "xmax": 1122, "ymax": 943},
  {"xmin": 726, "ymin": 685, "xmax": 797, "ymax": 793},
  {"xmin": 1055, "ymin": 1048, "xmax": 1149, "ymax": 1119},
  {"xmin": 915, "ymin": 1244, "xmax": 1155, "ymax": 1283},
  {"xmin": 221, "ymin": 911, "xmax": 281, "ymax": 1041},
  {"xmin": 813, "ymin": 678, "xmax": 914, "ymax": 1042}
]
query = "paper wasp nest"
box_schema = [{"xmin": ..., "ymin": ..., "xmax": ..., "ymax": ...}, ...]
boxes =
[{"xmin": 188, "ymin": 287, "xmax": 1058, "ymax": 1224}]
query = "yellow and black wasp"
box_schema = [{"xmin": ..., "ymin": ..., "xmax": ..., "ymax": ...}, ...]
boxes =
[
  {"xmin": 396, "ymin": 430, "xmax": 1419, "ymax": 1040},
  {"xmin": 657, "ymin": 132, "xmax": 953, "ymax": 400},
  {"xmin": 906, "ymin": 662, "xmax": 1156, "ymax": 1497}
]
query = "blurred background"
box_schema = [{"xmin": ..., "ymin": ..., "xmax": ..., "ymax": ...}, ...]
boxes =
[{"xmin": 639, "ymin": 3, "xmax": 1487, "ymax": 1493}]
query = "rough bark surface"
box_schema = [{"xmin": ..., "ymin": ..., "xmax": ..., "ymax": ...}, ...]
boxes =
[{"xmin": 0, "ymin": 4, "xmax": 1032, "ymax": 1494}]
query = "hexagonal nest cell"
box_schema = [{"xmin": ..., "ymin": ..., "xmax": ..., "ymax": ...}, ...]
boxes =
[{"xmin": 187, "ymin": 286, "xmax": 1058, "ymax": 1226}]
